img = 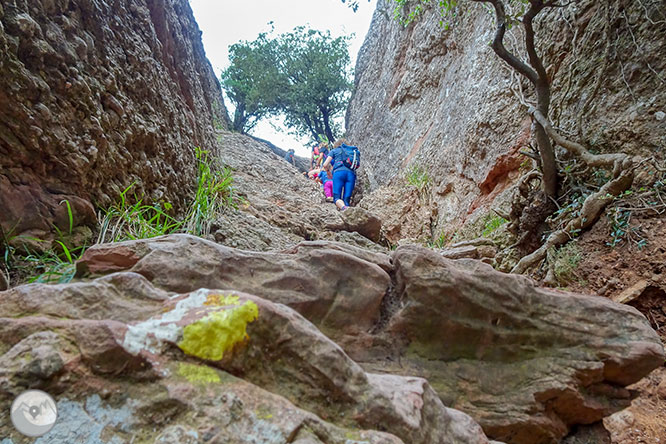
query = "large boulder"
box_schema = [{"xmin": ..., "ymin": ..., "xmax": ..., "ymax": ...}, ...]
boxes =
[
  {"xmin": 359, "ymin": 184, "xmax": 434, "ymax": 244},
  {"xmin": 339, "ymin": 207, "xmax": 383, "ymax": 243},
  {"xmin": 73, "ymin": 235, "xmax": 666, "ymax": 443},
  {"xmin": 0, "ymin": 272, "xmax": 493, "ymax": 443},
  {"xmin": 77, "ymin": 234, "xmax": 392, "ymax": 339},
  {"xmin": 363, "ymin": 246, "xmax": 664, "ymax": 444}
]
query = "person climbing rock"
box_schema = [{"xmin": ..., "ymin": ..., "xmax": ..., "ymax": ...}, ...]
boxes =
[
  {"xmin": 318, "ymin": 143, "xmax": 329, "ymax": 167},
  {"xmin": 318, "ymin": 164, "xmax": 334, "ymax": 202},
  {"xmin": 283, "ymin": 148, "xmax": 296, "ymax": 166},
  {"xmin": 310, "ymin": 144, "xmax": 320, "ymax": 170},
  {"xmin": 322, "ymin": 138, "xmax": 360, "ymax": 211},
  {"xmin": 307, "ymin": 167, "xmax": 321, "ymax": 180}
]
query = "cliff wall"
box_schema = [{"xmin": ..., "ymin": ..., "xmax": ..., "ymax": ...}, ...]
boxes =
[
  {"xmin": 347, "ymin": 0, "xmax": 666, "ymax": 236},
  {"xmin": 0, "ymin": 0, "xmax": 229, "ymax": 241}
]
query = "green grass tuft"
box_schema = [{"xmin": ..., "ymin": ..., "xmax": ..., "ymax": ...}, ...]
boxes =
[
  {"xmin": 97, "ymin": 182, "xmax": 183, "ymax": 244},
  {"xmin": 406, "ymin": 165, "xmax": 430, "ymax": 190},
  {"xmin": 182, "ymin": 147, "xmax": 237, "ymax": 236},
  {"xmin": 482, "ymin": 215, "xmax": 508, "ymax": 237}
]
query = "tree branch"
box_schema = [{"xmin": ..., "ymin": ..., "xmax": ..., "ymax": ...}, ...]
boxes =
[
  {"xmin": 472, "ymin": 0, "xmax": 540, "ymax": 85},
  {"xmin": 524, "ymin": 1, "xmax": 549, "ymax": 87},
  {"xmin": 529, "ymin": 108, "xmax": 627, "ymax": 169}
]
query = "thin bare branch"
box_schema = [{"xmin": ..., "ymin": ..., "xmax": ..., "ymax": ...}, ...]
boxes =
[
  {"xmin": 523, "ymin": 1, "xmax": 549, "ymax": 86},
  {"xmin": 472, "ymin": 0, "xmax": 540, "ymax": 85},
  {"xmin": 636, "ymin": 0, "xmax": 666, "ymax": 25}
]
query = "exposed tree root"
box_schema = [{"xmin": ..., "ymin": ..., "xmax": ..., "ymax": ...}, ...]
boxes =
[{"xmin": 512, "ymin": 111, "xmax": 636, "ymax": 274}]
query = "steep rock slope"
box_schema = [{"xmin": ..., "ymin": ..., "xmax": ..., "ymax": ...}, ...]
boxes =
[
  {"xmin": 209, "ymin": 131, "xmax": 385, "ymax": 253},
  {"xmin": 347, "ymin": 0, "xmax": 666, "ymax": 234},
  {"xmin": 0, "ymin": 0, "xmax": 229, "ymax": 241}
]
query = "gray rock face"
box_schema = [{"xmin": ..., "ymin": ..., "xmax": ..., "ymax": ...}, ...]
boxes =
[
  {"xmin": 0, "ymin": 0, "xmax": 229, "ymax": 239},
  {"xmin": 213, "ymin": 131, "xmax": 386, "ymax": 249},
  {"xmin": 347, "ymin": 0, "xmax": 666, "ymax": 234}
]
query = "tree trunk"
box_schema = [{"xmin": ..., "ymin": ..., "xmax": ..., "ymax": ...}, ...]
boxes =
[
  {"xmin": 534, "ymin": 85, "xmax": 557, "ymax": 197},
  {"xmin": 233, "ymin": 102, "xmax": 247, "ymax": 133},
  {"xmin": 321, "ymin": 107, "xmax": 335, "ymax": 142}
]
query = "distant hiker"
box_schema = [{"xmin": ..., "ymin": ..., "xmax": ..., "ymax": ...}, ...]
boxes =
[
  {"xmin": 322, "ymin": 138, "xmax": 360, "ymax": 211},
  {"xmin": 283, "ymin": 148, "xmax": 296, "ymax": 166},
  {"xmin": 310, "ymin": 144, "xmax": 320, "ymax": 170},
  {"xmin": 319, "ymin": 143, "xmax": 330, "ymax": 167},
  {"xmin": 318, "ymin": 164, "xmax": 334, "ymax": 202}
]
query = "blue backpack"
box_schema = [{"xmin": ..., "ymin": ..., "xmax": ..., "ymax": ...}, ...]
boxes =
[{"xmin": 341, "ymin": 144, "xmax": 360, "ymax": 170}]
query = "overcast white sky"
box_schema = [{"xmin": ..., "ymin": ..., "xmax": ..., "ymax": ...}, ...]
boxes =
[{"xmin": 189, "ymin": 0, "xmax": 377, "ymax": 156}]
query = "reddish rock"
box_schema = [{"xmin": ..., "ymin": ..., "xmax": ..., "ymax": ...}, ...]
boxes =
[
  {"xmin": 0, "ymin": 0, "xmax": 229, "ymax": 242},
  {"xmin": 0, "ymin": 271, "xmax": 492, "ymax": 443},
  {"xmin": 78, "ymin": 235, "xmax": 391, "ymax": 337},
  {"xmin": 16, "ymin": 236, "xmax": 664, "ymax": 443},
  {"xmin": 369, "ymin": 245, "xmax": 664, "ymax": 444},
  {"xmin": 340, "ymin": 206, "xmax": 383, "ymax": 242}
]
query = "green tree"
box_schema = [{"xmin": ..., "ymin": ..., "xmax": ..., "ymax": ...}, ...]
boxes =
[
  {"xmin": 221, "ymin": 26, "xmax": 353, "ymax": 142},
  {"xmin": 274, "ymin": 27, "xmax": 353, "ymax": 142},
  {"xmin": 221, "ymin": 34, "xmax": 280, "ymax": 133}
]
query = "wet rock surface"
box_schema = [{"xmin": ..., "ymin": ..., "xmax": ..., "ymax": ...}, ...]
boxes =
[{"xmin": 0, "ymin": 0, "xmax": 229, "ymax": 240}]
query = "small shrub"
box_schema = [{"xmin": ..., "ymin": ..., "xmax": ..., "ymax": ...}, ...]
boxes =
[
  {"xmin": 606, "ymin": 209, "xmax": 630, "ymax": 248},
  {"xmin": 406, "ymin": 165, "xmax": 430, "ymax": 193},
  {"xmin": 18, "ymin": 240, "xmax": 85, "ymax": 284},
  {"xmin": 481, "ymin": 215, "xmax": 508, "ymax": 237},
  {"xmin": 429, "ymin": 232, "xmax": 449, "ymax": 249}
]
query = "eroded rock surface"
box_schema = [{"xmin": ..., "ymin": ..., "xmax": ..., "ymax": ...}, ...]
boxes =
[
  {"xmin": 77, "ymin": 234, "xmax": 390, "ymax": 338},
  {"xmin": 0, "ymin": 0, "xmax": 229, "ymax": 241},
  {"xmin": 72, "ymin": 235, "xmax": 664, "ymax": 443},
  {"xmin": 368, "ymin": 246, "xmax": 664, "ymax": 444},
  {"xmin": 348, "ymin": 0, "xmax": 666, "ymax": 238},
  {"xmin": 0, "ymin": 265, "xmax": 492, "ymax": 443}
]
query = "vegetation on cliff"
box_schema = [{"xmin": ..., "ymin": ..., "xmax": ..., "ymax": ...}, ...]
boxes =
[{"xmin": 383, "ymin": 0, "xmax": 664, "ymax": 282}]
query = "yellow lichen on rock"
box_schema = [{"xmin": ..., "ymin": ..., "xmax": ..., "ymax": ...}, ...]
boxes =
[
  {"xmin": 177, "ymin": 362, "xmax": 221, "ymax": 384},
  {"xmin": 178, "ymin": 300, "xmax": 259, "ymax": 361},
  {"xmin": 204, "ymin": 293, "xmax": 240, "ymax": 307}
]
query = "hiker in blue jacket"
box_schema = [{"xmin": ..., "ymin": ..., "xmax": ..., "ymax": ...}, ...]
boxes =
[
  {"xmin": 283, "ymin": 148, "xmax": 295, "ymax": 166},
  {"xmin": 322, "ymin": 138, "xmax": 360, "ymax": 211}
]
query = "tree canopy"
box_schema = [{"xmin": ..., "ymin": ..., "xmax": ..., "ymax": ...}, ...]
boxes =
[
  {"xmin": 221, "ymin": 34, "xmax": 280, "ymax": 133},
  {"xmin": 221, "ymin": 26, "xmax": 353, "ymax": 142}
]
